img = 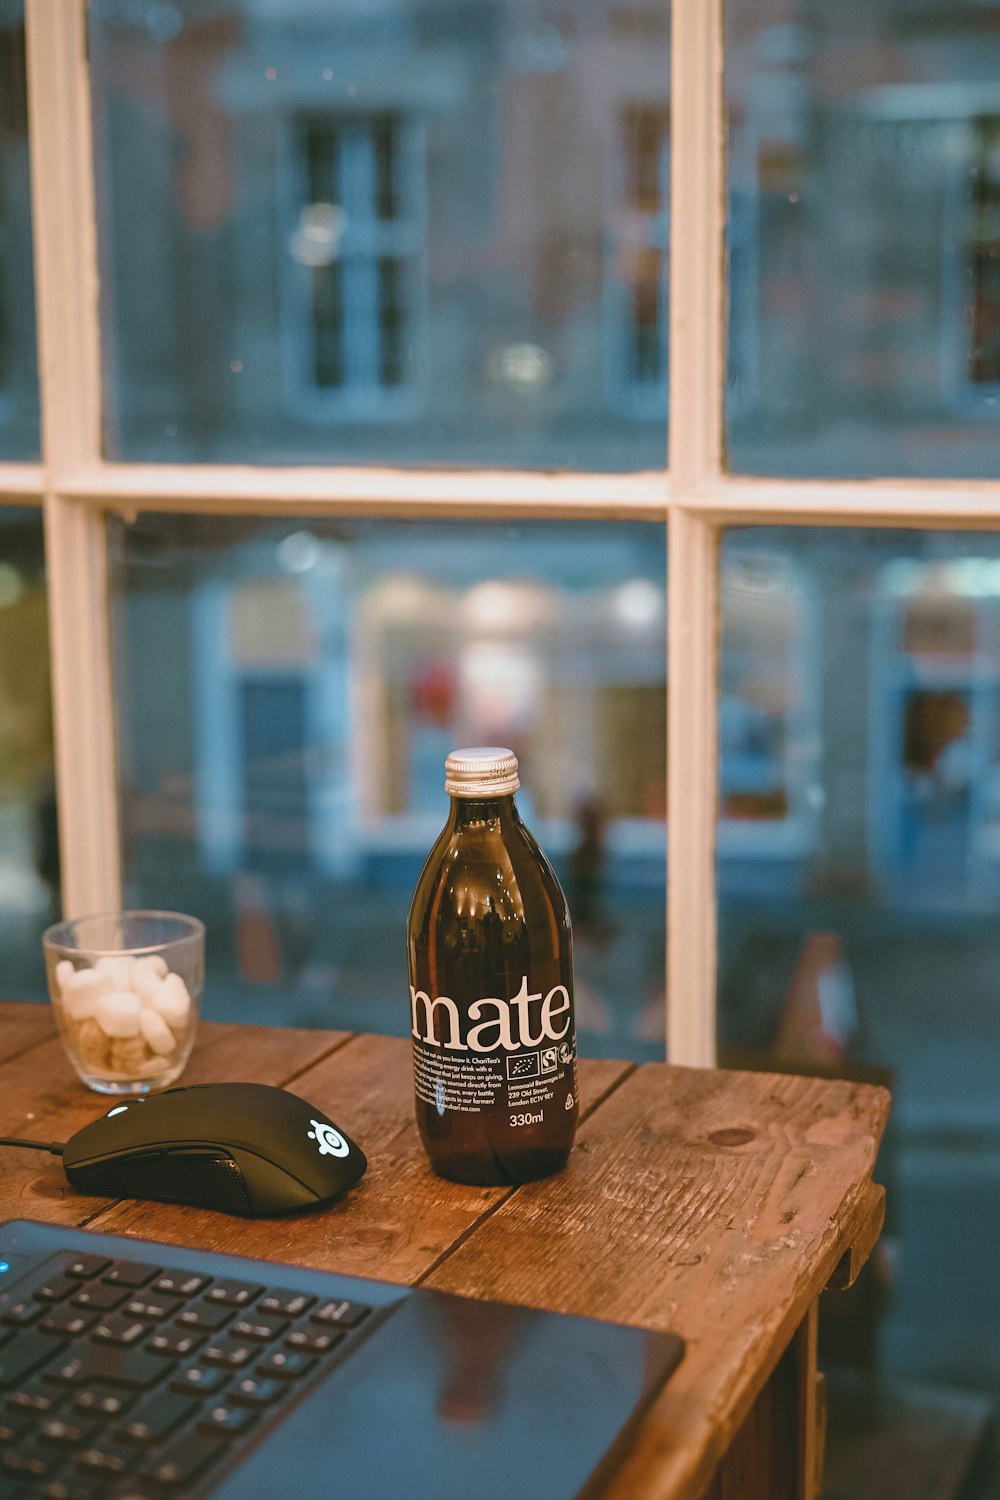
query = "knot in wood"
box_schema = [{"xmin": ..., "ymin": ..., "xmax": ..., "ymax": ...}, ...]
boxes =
[{"xmin": 708, "ymin": 1127, "xmax": 755, "ymax": 1148}]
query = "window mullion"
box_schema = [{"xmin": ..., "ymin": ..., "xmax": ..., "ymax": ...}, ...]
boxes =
[
  {"xmin": 26, "ymin": 0, "xmax": 121, "ymax": 916},
  {"xmin": 667, "ymin": 0, "xmax": 725, "ymax": 1065},
  {"xmin": 0, "ymin": 465, "xmax": 44, "ymax": 499}
]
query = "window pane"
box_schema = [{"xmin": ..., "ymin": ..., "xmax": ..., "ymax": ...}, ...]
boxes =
[
  {"xmin": 727, "ymin": 4, "xmax": 1000, "ymax": 477},
  {"xmin": 110, "ymin": 515, "xmax": 666, "ymax": 1060},
  {"xmin": 0, "ymin": 508, "xmax": 56, "ymax": 997},
  {"xmin": 719, "ymin": 527, "xmax": 1000, "ymax": 1490},
  {"xmin": 90, "ymin": 2, "xmax": 670, "ymax": 470},
  {"xmin": 0, "ymin": 4, "xmax": 39, "ymax": 459}
]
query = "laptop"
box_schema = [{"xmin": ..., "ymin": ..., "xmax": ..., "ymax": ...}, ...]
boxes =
[{"xmin": 0, "ymin": 1218, "xmax": 684, "ymax": 1499}]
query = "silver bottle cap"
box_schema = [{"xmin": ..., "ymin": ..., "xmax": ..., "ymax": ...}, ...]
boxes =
[{"xmin": 444, "ymin": 747, "xmax": 520, "ymax": 798}]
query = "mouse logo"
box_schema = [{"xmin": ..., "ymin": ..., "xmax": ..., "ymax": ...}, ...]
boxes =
[{"xmin": 307, "ymin": 1120, "xmax": 350, "ymax": 1158}]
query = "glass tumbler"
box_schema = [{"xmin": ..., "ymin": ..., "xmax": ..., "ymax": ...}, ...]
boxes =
[{"xmin": 42, "ymin": 910, "xmax": 204, "ymax": 1094}]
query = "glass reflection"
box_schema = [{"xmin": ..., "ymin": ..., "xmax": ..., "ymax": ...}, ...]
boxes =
[
  {"xmin": 110, "ymin": 516, "xmax": 666, "ymax": 1061},
  {"xmin": 0, "ymin": 4, "xmax": 39, "ymax": 458},
  {"xmin": 719, "ymin": 528, "xmax": 1000, "ymax": 1495},
  {"xmin": 727, "ymin": 2, "xmax": 1000, "ymax": 477},
  {"xmin": 90, "ymin": 0, "xmax": 670, "ymax": 469},
  {"xmin": 0, "ymin": 508, "xmax": 55, "ymax": 998}
]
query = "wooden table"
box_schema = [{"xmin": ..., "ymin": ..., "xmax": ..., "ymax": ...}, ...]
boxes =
[{"xmin": 0, "ymin": 1002, "xmax": 888, "ymax": 1500}]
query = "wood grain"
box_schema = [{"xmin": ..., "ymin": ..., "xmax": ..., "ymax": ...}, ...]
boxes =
[
  {"xmin": 88, "ymin": 1036, "xmax": 633, "ymax": 1283},
  {"xmin": 702, "ymin": 1306, "xmax": 818, "ymax": 1500},
  {"xmin": 826, "ymin": 1179, "xmax": 885, "ymax": 1291},
  {"xmin": 424, "ymin": 1062, "xmax": 889, "ymax": 1500},
  {"xmin": 0, "ymin": 1022, "xmax": 350, "ymax": 1228},
  {"xmin": 0, "ymin": 1009, "xmax": 889, "ymax": 1500},
  {"xmin": 0, "ymin": 999, "xmax": 56, "ymax": 1065}
]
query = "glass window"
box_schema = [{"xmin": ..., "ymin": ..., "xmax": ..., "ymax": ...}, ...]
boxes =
[
  {"xmin": 109, "ymin": 514, "xmax": 666, "ymax": 1061},
  {"xmin": 287, "ymin": 113, "xmax": 423, "ymax": 413},
  {"xmin": 719, "ymin": 527, "xmax": 1000, "ymax": 1483},
  {"xmin": 89, "ymin": 0, "xmax": 670, "ymax": 470},
  {"xmin": 0, "ymin": 508, "xmax": 56, "ymax": 997},
  {"xmin": 726, "ymin": 2, "xmax": 1000, "ymax": 477},
  {"xmin": 0, "ymin": 3, "xmax": 39, "ymax": 459}
]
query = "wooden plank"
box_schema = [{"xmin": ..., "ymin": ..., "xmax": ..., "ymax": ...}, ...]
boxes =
[
  {"xmin": 702, "ymin": 1306, "xmax": 819, "ymax": 1500},
  {"xmin": 424, "ymin": 1062, "xmax": 889, "ymax": 1500},
  {"xmin": 0, "ymin": 1000, "xmax": 56, "ymax": 1064},
  {"xmin": 86, "ymin": 1037, "xmax": 632, "ymax": 1282},
  {"xmin": 797, "ymin": 1304, "xmax": 821, "ymax": 1500},
  {"xmin": 827, "ymin": 1181, "xmax": 886, "ymax": 1291},
  {"xmin": 0, "ymin": 1020, "xmax": 350, "ymax": 1229}
]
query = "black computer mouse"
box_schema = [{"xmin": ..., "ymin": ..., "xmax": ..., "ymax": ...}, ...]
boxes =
[{"xmin": 61, "ymin": 1082, "xmax": 367, "ymax": 1217}]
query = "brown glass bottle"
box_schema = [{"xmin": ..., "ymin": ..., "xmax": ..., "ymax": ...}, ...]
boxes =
[{"xmin": 407, "ymin": 747, "xmax": 578, "ymax": 1186}]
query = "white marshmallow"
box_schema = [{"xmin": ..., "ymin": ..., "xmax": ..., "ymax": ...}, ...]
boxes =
[
  {"xmin": 94, "ymin": 990, "xmax": 141, "ymax": 1038},
  {"xmin": 65, "ymin": 967, "xmax": 115, "ymax": 1021},
  {"xmin": 151, "ymin": 972, "xmax": 192, "ymax": 1030},
  {"xmin": 139, "ymin": 1054, "xmax": 173, "ymax": 1077},
  {"xmin": 133, "ymin": 954, "xmax": 168, "ymax": 981},
  {"xmin": 55, "ymin": 960, "xmax": 76, "ymax": 999},
  {"xmin": 139, "ymin": 1006, "xmax": 176, "ymax": 1056},
  {"xmin": 131, "ymin": 964, "xmax": 166, "ymax": 1006},
  {"xmin": 95, "ymin": 956, "xmax": 133, "ymax": 990}
]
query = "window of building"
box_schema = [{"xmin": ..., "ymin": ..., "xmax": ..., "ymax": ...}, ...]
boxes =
[
  {"xmin": 968, "ymin": 116, "xmax": 1000, "ymax": 391},
  {"xmin": 605, "ymin": 103, "xmax": 669, "ymax": 414},
  {"xmin": 283, "ymin": 113, "xmax": 425, "ymax": 419}
]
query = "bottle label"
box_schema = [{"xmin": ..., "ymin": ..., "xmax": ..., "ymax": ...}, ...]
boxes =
[{"xmin": 410, "ymin": 975, "xmax": 577, "ymax": 1117}]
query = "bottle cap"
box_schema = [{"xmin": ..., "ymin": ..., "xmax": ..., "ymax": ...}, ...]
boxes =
[{"xmin": 444, "ymin": 747, "xmax": 520, "ymax": 798}]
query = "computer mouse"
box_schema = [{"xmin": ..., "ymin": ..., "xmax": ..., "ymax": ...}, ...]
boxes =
[{"xmin": 61, "ymin": 1082, "xmax": 367, "ymax": 1217}]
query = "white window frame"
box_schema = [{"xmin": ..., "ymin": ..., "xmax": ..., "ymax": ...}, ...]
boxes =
[{"xmin": 10, "ymin": 0, "xmax": 1000, "ymax": 1068}]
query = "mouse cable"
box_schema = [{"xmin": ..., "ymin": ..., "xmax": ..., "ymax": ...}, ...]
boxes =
[{"xmin": 0, "ymin": 1137, "xmax": 65, "ymax": 1156}]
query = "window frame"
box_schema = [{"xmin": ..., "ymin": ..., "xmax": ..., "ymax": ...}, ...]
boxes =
[{"xmin": 9, "ymin": 0, "xmax": 999, "ymax": 1068}]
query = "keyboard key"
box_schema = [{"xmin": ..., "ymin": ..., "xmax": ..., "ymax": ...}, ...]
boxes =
[
  {"xmin": 122, "ymin": 1296, "xmax": 180, "ymax": 1323},
  {"xmin": 204, "ymin": 1281, "xmax": 263, "ymax": 1309},
  {"xmin": 229, "ymin": 1375, "xmax": 285, "ymax": 1409},
  {"xmin": 8, "ymin": 1378, "xmax": 61, "ymax": 1415},
  {"xmin": 198, "ymin": 1403, "xmax": 254, "ymax": 1437},
  {"xmin": 0, "ymin": 1409, "xmax": 32, "ymax": 1444},
  {"xmin": 38, "ymin": 1417, "xmax": 95, "ymax": 1448},
  {"xmin": 169, "ymin": 1365, "xmax": 227, "ymax": 1396},
  {"xmin": 70, "ymin": 1284, "xmax": 128, "ymax": 1312},
  {"xmin": 257, "ymin": 1349, "xmax": 316, "ymax": 1381},
  {"xmin": 150, "ymin": 1272, "xmax": 208, "ymax": 1298},
  {"xmin": 77, "ymin": 1439, "xmax": 135, "ymax": 1475},
  {"xmin": 91, "ymin": 1314, "xmax": 147, "ymax": 1347},
  {"xmin": 38, "ymin": 1307, "xmax": 97, "ymax": 1338},
  {"xmin": 72, "ymin": 1385, "xmax": 134, "ymax": 1419},
  {"xmin": 200, "ymin": 1339, "xmax": 254, "ymax": 1370},
  {"xmin": 103, "ymin": 1262, "xmax": 160, "ymax": 1289},
  {"xmin": 63, "ymin": 1255, "xmax": 112, "ymax": 1281},
  {"xmin": 175, "ymin": 1302, "xmax": 232, "ymax": 1333},
  {"xmin": 1, "ymin": 1299, "xmax": 42, "ymax": 1328},
  {"xmin": 311, "ymin": 1298, "xmax": 371, "ymax": 1329},
  {"xmin": 46, "ymin": 1346, "xmax": 173, "ymax": 1390},
  {"xmin": 142, "ymin": 1432, "xmax": 226, "ymax": 1488},
  {"xmin": 258, "ymin": 1290, "xmax": 314, "ymax": 1318},
  {"xmin": 0, "ymin": 1332, "xmax": 61, "ymax": 1386},
  {"xmin": 3, "ymin": 1438, "xmax": 55, "ymax": 1478},
  {"xmin": 285, "ymin": 1326, "xmax": 343, "ymax": 1354},
  {"xmin": 40, "ymin": 1479, "xmax": 107, "ymax": 1500},
  {"xmin": 146, "ymin": 1329, "xmax": 203, "ymax": 1359},
  {"xmin": 33, "ymin": 1276, "xmax": 78, "ymax": 1305},
  {"xmin": 230, "ymin": 1315, "xmax": 286, "ymax": 1343},
  {"xmin": 118, "ymin": 1391, "xmax": 198, "ymax": 1445}
]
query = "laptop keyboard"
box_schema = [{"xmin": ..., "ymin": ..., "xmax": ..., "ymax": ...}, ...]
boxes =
[{"xmin": 0, "ymin": 1248, "xmax": 376, "ymax": 1499}]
